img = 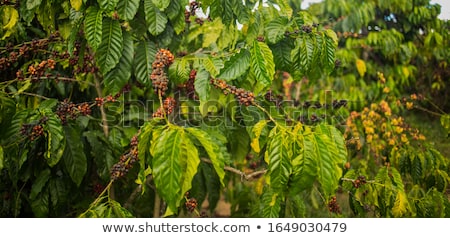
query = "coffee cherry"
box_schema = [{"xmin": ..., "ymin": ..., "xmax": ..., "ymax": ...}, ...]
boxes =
[
  {"xmin": 185, "ymin": 198, "xmax": 198, "ymax": 213},
  {"xmin": 327, "ymin": 196, "xmax": 341, "ymax": 214},
  {"xmin": 210, "ymin": 79, "xmax": 255, "ymax": 106}
]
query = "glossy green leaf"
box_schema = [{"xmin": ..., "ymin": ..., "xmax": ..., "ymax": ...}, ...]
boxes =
[
  {"xmin": 97, "ymin": 0, "xmax": 119, "ymax": 12},
  {"xmin": 26, "ymin": 0, "xmax": 42, "ymax": 10},
  {"xmin": 194, "ymin": 69, "xmax": 210, "ymax": 101},
  {"xmin": 96, "ymin": 18, "xmax": 123, "ymax": 74},
  {"xmin": 292, "ymin": 34, "xmax": 314, "ymax": 75},
  {"xmin": 134, "ymin": 40, "xmax": 157, "ymax": 85},
  {"xmin": 266, "ymin": 128, "xmax": 292, "ymax": 191},
  {"xmin": 265, "ymin": 17, "xmax": 289, "ymax": 44},
  {"xmin": 48, "ymin": 178, "xmax": 67, "ymax": 207},
  {"xmin": 30, "ymin": 169, "xmax": 51, "ymax": 200},
  {"xmin": 104, "ymin": 31, "xmax": 134, "ymax": 94},
  {"xmin": 218, "ymin": 49, "xmax": 251, "ymax": 80},
  {"xmin": 152, "ymin": 127, "xmax": 183, "ymax": 212},
  {"xmin": 31, "ymin": 190, "xmax": 49, "ymax": 217},
  {"xmin": 117, "ymin": 0, "xmax": 140, "ymax": 20},
  {"xmin": 152, "ymin": 0, "xmax": 170, "ymax": 10},
  {"xmin": 168, "ymin": 57, "xmax": 190, "ymax": 84},
  {"xmin": 262, "ymin": 187, "xmax": 282, "ymax": 218},
  {"xmin": 203, "ymin": 56, "xmax": 223, "ymax": 78},
  {"xmin": 186, "ymin": 127, "xmax": 226, "ymax": 186},
  {"xmin": 250, "ymin": 41, "xmax": 275, "ymax": 87},
  {"xmin": 110, "ymin": 200, "xmax": 134, "ymax": 217},
  {"xmin": 63, "ymin": 125, "xmax": 87, "ymax": 187},
  {"xmin": 84, "ymin": 7, "xmax": 103, "ymax": 50},
  {"xmin": 144, "ymin": 0, "xmax": 167, "ymax": 36},
  {"xmin": 180, "ymin": 133, "xmax": 200, "ymax": 202},
  {"xmin": 312, "ymin": 131, "xmax": 342, "ymax": 197},
  {"xmin": 45, "ymin": 115, "xmax": 66, "ymax": 167}
]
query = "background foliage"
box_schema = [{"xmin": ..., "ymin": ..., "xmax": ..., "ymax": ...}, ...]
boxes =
[{"xmin": 0, "ymin": 0, "xmax": 448, "ymax": 218}]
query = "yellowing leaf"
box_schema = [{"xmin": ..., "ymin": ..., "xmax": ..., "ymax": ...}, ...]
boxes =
[
  {"xmin": 2, "ymin": 7, "xmax": 18, "ymax": 30},
  {"xmin": 269, "ymin": 193, "xmax": 279, "ymax": 206},
  {"xmin": 250, "ymin": 120, "xmax": 269, "ymax": 153},
  {"xmin": 356, "ymin": 59, "xmax": 366, "ymax": 77},
  {"xmin": 2, "ymin": 6, "xmax": 18, "ymax": 39},
  {"xmin": 392, "ymin": 191, "xmax": 408, "ymax": 217},
  {"xmin": 70, "ymin": 0, "xmax": 83, "ymax": 11},
  {"xmin": 402, "ymin": 66, "xmax": 410, "ymax": 78}
]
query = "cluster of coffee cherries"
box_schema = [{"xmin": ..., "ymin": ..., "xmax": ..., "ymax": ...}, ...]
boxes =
[
  {"xmin": 210, "ymin": 79, "xmax": 255, "ymax": 106},
  {"xmin": 327, "ymin": 196, "xmax": 341, "ymax": 214},
  {"xmin": 20, "ymin": 116, "xmax": 48, "ymax": 141},
  {"xmin": 1, "ymin": 32, "xmax": 59, "ymax": 78},
  {"xmin": 26, "ymin": 59, "xmax": 56, "ymax": 81},
  {"xmin": 185, "ymin": 69, "xmax": 198, "ymax": 99},
  {"xmin": 352, "ymin": 175, "xmax": 367, "ymax": 188},
  {"xmin": 95, "ymin": 94, "xmax": 120, "ymax": 107},
  {"xmin": 184, "ymin": 192, "xmax": 198, "ymax": 213},
  {"xmin": 152, "ymin": 97, "xmax": 176, "ymax": 118},
  {"xmin": 151, "ymin": 49, "xmax": 174, "ymax": 96},
  {"xmin": 110, "ymin": 135, "xmax": 139, "ymax": 181},
  {"xmin": 56, "ymin": 99, "xmax": 92, "ymax": 124},
  {"xmin": 70, "ymin": 40, "xmax": 98, "ymax": 75}
]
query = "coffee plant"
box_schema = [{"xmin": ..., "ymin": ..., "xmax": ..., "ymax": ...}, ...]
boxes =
[{"xmin": 0, "ymin": 0, "xmax": 448, "ymax": 218}]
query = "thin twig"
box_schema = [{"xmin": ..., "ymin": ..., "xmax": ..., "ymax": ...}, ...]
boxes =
[
  {"xmin": 200, "ymin": 158, "xmax": 267, "ymax": 181},
  {"xmin": 94, "ymin": 74, "xmax": 109, "ymax": 137}
]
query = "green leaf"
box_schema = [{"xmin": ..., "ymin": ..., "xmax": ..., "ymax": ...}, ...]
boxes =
[
  {"xmin": 194, "ymin": 69, "xmax": 210, "ymax": 101},
  {"xmin": 250, "ymin": 41, "xmax": 275, "ymax": 87},
  {"xmin": 48, "ymin": 178, "xmax": 67, "ymax": 207},
  {"xmin": 31, "ymin": 190, "xmax": 49, "ymax": 218},
  {"xmin": 186, "ymin": 127, "xmax": 226, "ymax": 186},
  {"xmin": 97, "ymin": 0, "xmax": 119, "ymax": 12},
  {"xmin": 138, "ymin": 121, "xmax": 154, "ymax": 167},
  {"xmin": 180, "ymin": 133, "xmax": 200, "ymax": 202},
  {"xmin": 84, "ymin": 7, "xmax": 103, "ymax": 51},
  {"xmin": 265, "ymin": 17, "xmax": 289, "ymax": 44},
  {"xmin": 152, "ymin": 0, "xmax": 170, "ymax": 10},
  {"xmin": 266, "ymin": 128, "xmax": 292, "ymax": 191},
  {"xmin": 312, "ymin": 131, "xmax": 342, "ymax": 197},
  {"xmin": 30, "ymin": 169, "xmax": 51, "ymax": 200},
  {"xmin": 134, "ymin": 40, "xmax": 157, "ymax": 85},
  {"xmin": 289, "ymin": 132, "xmax": 318, "ymax": 194},
  {"xmin": 292, "ymin": 34, "xmax": 315, "ymax": 75},
  {"xmin": 250, "ymin": 120, "xmax": 269, "ymax": 153},
  {"xmin": 152, "ymin": 127, "xmax": 183, "ymax": 212},
  {"xmin": 262, "ymin": 187, "xmax": 282, "ymax": 218},
  {"xmin": 96, "ymin": 18, "xmax": 123, "ymax": 74},
  {"xmin": 27, "ymin": 0, "xmax": 42, "ymax": 10},
  {"xmin": 110, "ymin": 200, "xmax": 134, "ymax": 217},
  {"xmin": 45, "ymin": 115, "xmax": 66, "ymax": 167},
  {"xmin": 203, "ymin": 56, "xmax": 223, "ymax": 78},
  {"xmin": 39, "ymin": 99, "xmax": 58, "ymax": 111},
  {"xmin": 271, "ymin": 38, "xmax": 294, "ymax": 72},
  {"xmin": 84, "ymin": 131, "xmax": 115, "ymax": 181},
  {"xmin": 104, "ymin": 31, "xmax": 134, "ymax": 95},
  {"xmin": 0, "ymin": 146, "xmax": 3, "ymax": 171},
  {"xmin": 144, "ymin": 0, "xmax": 168, "ymax": 36},
  {"xmin": 63, "ymin": 125, "xmax": 87, "ymax": 187},
  {"xmin": 168, "ymin": 57, "xmax": 190, "ymax": 84},
  {"xmin": 218, "ymin": 49, "xmax": 251, "ymax": 80},
  {"xmin": 117, "ymin": 0, "xmax": 140, "ymax": 20},
  {"xmin": 324, "ymin": 29, "xmax": 337, "ymax": 71}
]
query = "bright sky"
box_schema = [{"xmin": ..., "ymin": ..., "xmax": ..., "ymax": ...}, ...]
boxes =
[{"xmin": 301, "ymin": 0, "xmax": 450, "ymax": 20}]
